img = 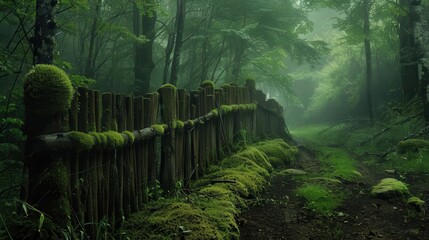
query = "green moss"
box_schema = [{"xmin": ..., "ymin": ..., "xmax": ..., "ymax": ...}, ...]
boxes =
[
  {"xmin": 296, "ymin": 184, "xmax": 344, "ymax": 215},
  {"xmin": 160, "ymin": 83, "xmax": 177, "ymax": 89},
  {"xmin": 186, "ymin": 120, "xmax": 195, "ymax": 127},
  {"xmin": 103, "ymin": 131, "xmax": 125, "ymax": 149},
  {"xmin": 268, "ymin": 156, "xmax": 285, "ymax": 168},
  {"xmin": 332, "ymin": 169, "xmax": 362, "ymax": 183},
  {"xmin": 89, "ymin": 132, "xmax": 107, "ymax": 148},
  {"xmin": 371, "ymin": 178, "xmax": 410, "ymax": 199},
  {"xmin": 210, "ymin": 109, "xmax": 219, "ymax": 117},
  {"xmin": 255, "ymin": 139, "xmax": 298, "ymax": 165},
  {"xmin": 397, "ymin": 139, "xmax": 429, "ymax": 153},
  {"xmin": 221, "ymin": 84, "xmax": 231, "ymax": 88},
  {"xmin": 201, "ymin": 80, "xmax": 215, "ymax": 88},
  {"xmin": 123, "ymin": 202, "xmax": 222, "ymax": 240},
  {"xmin": 39, "ymin": 160, "xmax": 71, "ymax": 226},
  {"xmin": 151, "ymin": 124, "xmax": 167, "ymax": 135},
  {"xmin": 68, "ymin": 131, "xmax": 94, "ymax": 151},
  {"xmin": 122, "ymin": 130, "xmax": 135, "ymax": 144},
  {"xmin": 24, "ymin": 64, "xmax": 74, "ymax": 115},
  {"xmin": 235, "ymin": 147, "xmax": 273, "ymax": 173},
  {"xmin": 175, "ymin": 120, "xmax": 185, "ymax": 129},
  {"xmin": 407, "ymin": 196, "xmax": 425, "ymax": 212}
]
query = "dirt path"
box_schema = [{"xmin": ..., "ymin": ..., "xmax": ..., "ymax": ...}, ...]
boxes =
[{"xmin": 238, "ymin": 146, "xmax": 429, "ymax": 240}]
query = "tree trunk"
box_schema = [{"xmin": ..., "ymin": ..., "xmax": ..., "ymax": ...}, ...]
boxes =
[
  {"xmin": 411, "ymin": 2, "xmax": 429, "ymax": 123},
  {"xmin": 163, "ymin": 32, "xmax": 175, "ymax": 85},
  {"xmin": 399, "ymin": 0, "xmax": 419, "ymax": 101},
  {"xmin": 33, "ymin": 0, "xmax": 58, "ymax": 65},
  {"xmin": 170, "ymin": 0, "xmax": 186, "ymax": 86},
  {"xmin": 363, "ymin": 0, "xmax": 374, "ymax": 121},
  {"xmin": 134, "ymin": 0, "xmax": 157, "ymax": 95}
]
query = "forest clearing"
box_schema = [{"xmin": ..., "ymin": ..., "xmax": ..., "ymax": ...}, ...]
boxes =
[{"xmin": 1, "ymin": 0, "xmax": 429, "ymax": 239}]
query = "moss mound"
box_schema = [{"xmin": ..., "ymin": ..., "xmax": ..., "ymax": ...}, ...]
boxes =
[
  {"xmin": 296, "ymin": 184, "xmax": 344, "ymax": 215},
  {"xmin": 123, "ymin": 202, "xmax": 222, "ymax": 240},
  {"xmin": 124, "ymin": 139, "xmax": 297, "ymax": 239},
  {"xmin": 371, "ymin": 178, "xmax": 410, "ymax": 199},
  {"xmin": 255, "ymin": 139, "xmax": 298, "ymax": 166},
  {"xmin": 24, "ymin": 64, "xmax": 74, "ymax": 115}
]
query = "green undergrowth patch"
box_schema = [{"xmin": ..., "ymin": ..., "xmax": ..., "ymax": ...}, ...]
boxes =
[
  {"xmin": 385, "ymin": 146, "xmax": 429, "ymax": 174},
  {"xmin": 122, "ymin": 139, "xmax": 298, "ymax": 239},
  {"xmin": 317, "ymin": 147, "xmax": 362, "ymax": 183},
  {"xmin": 296, "ymin": 184, "xmax": 345, "ymax": 215}
]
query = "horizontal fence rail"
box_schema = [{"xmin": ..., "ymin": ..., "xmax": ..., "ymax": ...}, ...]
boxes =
[{"xmin": 22, "ymin": 78, "xmax": 289, "ymax": 236}]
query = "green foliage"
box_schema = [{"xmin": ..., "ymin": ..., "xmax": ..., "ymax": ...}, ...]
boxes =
[
  {"xmin": 24, "ymin": 65, "xmax": 74, "ymax": 115},
  {"xmin": 123, "ymin": 139, "xmax": 297, "ymax": 239},
  {"xmin": 0, "ymin": 95, "xmax": 25, "ymax": 200},
  {"xmin": 296, "ymin": 184, "xmax": 344, "ymax": 215},
  {"xmin": 397, "ymin": 139, "xmax": 429, "ymax": 154}
]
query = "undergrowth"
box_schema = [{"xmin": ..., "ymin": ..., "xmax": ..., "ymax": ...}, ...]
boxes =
[
  {"xmin": 296, "ymin": 184, "xmax": 345, "ymax": 215},
  {"xmin": 121, "ymin": 139, "xmax": 298, "ymax": 239}
]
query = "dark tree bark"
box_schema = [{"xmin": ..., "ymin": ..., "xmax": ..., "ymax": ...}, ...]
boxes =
[
  {"xmin": 411, "ymin": 2, "xmax": 429, "ymax": 123},
  {"xmin": 134, "ymin": 0, "xmax": 157, "ymax": 95},
  {"xmin": 399, "ymin": 0, "xmax": 420, "ymax": 101},
  {"xmin": 169, "ymin": 0, "xmax": 186, "ymax": 86},
  {"xmin": 33, "ymin": 0, "xmax": 58, "ymax": 65},
  {"xmin": 163, "ymin": 31, "xmax": 175, "ymax": 85},
  {"xmin": 363, "ymin": 0, "xmax": 374, "ymax": 121}
]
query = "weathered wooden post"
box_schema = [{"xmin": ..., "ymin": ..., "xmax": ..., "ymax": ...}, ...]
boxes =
[
  {"xmin": 246, "ymin": 79, "xmax": 256, "ymax": 137},
  {"xmin": 158, "ymin": 84, "xmax": 177, "ymax": 190},
  {"xmin": 23, "ymin": 65, "xmax": 74, "ymax": 231}
]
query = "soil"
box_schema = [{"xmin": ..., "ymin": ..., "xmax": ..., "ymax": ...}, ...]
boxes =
[{"xmin": 238, "ymin": 145, "xmax": 429, "ymax": 240}]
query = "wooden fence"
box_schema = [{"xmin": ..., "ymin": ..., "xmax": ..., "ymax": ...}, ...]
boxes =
[{"xmin": 22, "ymin": 78, "xmax": 289, "ymax": 236}]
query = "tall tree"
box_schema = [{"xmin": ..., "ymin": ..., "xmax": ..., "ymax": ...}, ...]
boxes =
[
  {"xmin": 170, "ymin": 0, "xmax": 186, "ymax": 86},
  {"xmin": 134, "ymin": 0, "xmax": 157, "ymax": 94},
  {"xmin": 399, "ymin": 0, "xmax": 419, "ymax": 101},
  {"xmin": 363, "ymin": 0, "xmax": 374, "ymax": 120},
  {"xmin": 33, "ymin": 0, "xmax": 58, "ymax": 64}
]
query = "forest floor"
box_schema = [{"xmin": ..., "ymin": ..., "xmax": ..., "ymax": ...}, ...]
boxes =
[{"xmin": 238, "ymin": 132, "xmax": 429, "ymax": 240}]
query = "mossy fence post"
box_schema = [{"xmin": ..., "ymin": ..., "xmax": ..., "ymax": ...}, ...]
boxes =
[
  {"xmin": 23, "ymin": 65, "xmax": 73, "ymax": 230},
  {"xmin": 159, "ymin": 85, "xmax": 177, "ymax": 190}
]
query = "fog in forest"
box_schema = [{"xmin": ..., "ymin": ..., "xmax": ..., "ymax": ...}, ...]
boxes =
[{"xmin": 1, "ymin": 0, "xmax": 429, "ymax": 239}]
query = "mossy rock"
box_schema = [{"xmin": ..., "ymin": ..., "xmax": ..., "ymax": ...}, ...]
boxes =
[
  {"xmin": 123, "ymin": 202, "xmax": 222, "ymax": 240},
  {"xmin": 397, "ymin": 139, "xmax": 429, "ymax": 153},
  {"xmin": 371, "ymin": 178, "xmax": 410, "ymax": 199},
  {"xmin": 332, "ymin": 169, "xmax": 362, "ymax": 183},
  {"xmin": 407, "ymin": 196, "xmax": 425, "ymax": 212},
  {"xmin": 24, "ymin": 64, "xmax": 74, "ymax": 115},
  {"xmin": 308, "ymin": 177, "xmax": 342, "ymax": 185}
]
